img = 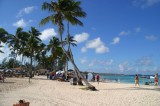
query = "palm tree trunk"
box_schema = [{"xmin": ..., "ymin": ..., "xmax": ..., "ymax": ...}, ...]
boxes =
[
  {"xmin": 29, "ymin": 55, "xmax": 33, "ymax": 83},
  {"xmin": 65, "ymin": 58, "xmax": 68, "ymax": 79},
  {"xmin": 67, "ymin": 22, "xmax": 79, "ymax": 81},
  {"xmin": 61, "ymin": 47, "xmax": 96, "ymax": 90},
  {"xmin": 59, "ymin": 23, "xmax": 96, "ymax": 90},
  {"xmin": 65, "ymin": 22, "xmax": 95, "ymax": 90}
]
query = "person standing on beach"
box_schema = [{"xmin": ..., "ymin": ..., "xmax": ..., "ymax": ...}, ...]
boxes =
[
  {"xmin": 154, "ymin": 73, "xmax": 158, "ymax": 86},
  {"xmin": 86, "ymin": 74, "xmax": 88, "ymax": 80},
  {"xmin": 96, "ymin": 74, "xmax": 100, "ymax": 84},
  {"xmin": 135, "ymin": 74, "xmax": 139, "ymax": 87}
]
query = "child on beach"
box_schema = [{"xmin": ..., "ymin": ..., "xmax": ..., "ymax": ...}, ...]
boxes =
[{"xmin": 135, "ymin": 74, "xmax": 139, "ymax": 87}]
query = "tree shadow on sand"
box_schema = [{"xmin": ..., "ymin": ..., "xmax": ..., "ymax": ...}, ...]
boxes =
[
  {"xmin": 99, "ymin": 86, "xmax": 160, "ymax": 91},
  {"xmin": 0, "ymin": 81, "xmax": 15, "ymax": 84}
]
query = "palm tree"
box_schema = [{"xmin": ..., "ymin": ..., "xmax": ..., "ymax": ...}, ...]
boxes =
[
  {"xmin": 0, "ymin": 28, "xmax": 8, "ymax": 53},
  {"xmin": 63, "ymin": 36, "xmax": 77, "ymax": 79},
  {"xmin": 25, "ymin": 27, "xmax": 42, "ymax": 83},
  {"xmin": 7, "ymin": 27, "xmax": 25, "ymax": 69},
  {"xmin": 63, "ymin": 0, "xmax": 86, "ymax": 84},
  {"xmin": 47, "ymin": 36, "xmax": 63, "ymax": 71},
  {"xmin": 40, "ymin": 0, "xmax": 96, "ymax": 90}
]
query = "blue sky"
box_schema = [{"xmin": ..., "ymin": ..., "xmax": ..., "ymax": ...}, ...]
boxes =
[{"xmin": 0, "ymin": 0, "xmax": 160, "ymax": 75}]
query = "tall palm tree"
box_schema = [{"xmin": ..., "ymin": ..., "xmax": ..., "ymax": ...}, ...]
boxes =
[
  {"xmin": 40, "ymin": 0, "xmax": 64, "ymax": 43},
  {"xmin": 63, "ymin": 0, "xmax": 86, "ymax": 83},
  {"xmin": 25, "ymin": 27, "xmax": 42, "ymax": 83},
  {"xmin": 40, "ymin": 0, "xmax": 96, "ymax": 90}
]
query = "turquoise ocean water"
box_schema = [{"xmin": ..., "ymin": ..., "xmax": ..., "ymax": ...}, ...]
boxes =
[{"xmin": 101, "ymin": 75, "xmax": 159, "ymax": 85}]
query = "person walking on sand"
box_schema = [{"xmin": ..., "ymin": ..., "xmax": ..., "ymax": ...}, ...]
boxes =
[
  {"xmin": 135, "ymin": 74, "xmax": 139, "ymax": 87},
  {"xmin": 96, "ymin": 74, "xmax": 100, "ymax": 84},
  {"xmin": 154, "ymin": 73, "xmax": 159, "ymax": 86}
]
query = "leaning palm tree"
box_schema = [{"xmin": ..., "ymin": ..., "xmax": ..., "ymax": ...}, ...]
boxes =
[
  {"xmin": 40, "ymin": 0, "xmax": 96, "ymax": 90},
  {"xmin": 63, "ymin": 0, "xmax": 86, "ymax": 83}
]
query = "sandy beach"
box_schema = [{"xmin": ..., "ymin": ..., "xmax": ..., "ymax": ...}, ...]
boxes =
[{"xmin": 0, "ymin": 76, "xmax": 160, "ymax": 106}]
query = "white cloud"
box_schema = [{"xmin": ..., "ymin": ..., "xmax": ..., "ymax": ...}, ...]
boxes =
[
  {"xmin": 80, "ymin": 57, "xmax": 87, "ymax": 64},
  {"xmin": 81, "ymin": 47, "xmax": 87, "ymax": 53},
  {"xmin": 135, "ymin": 27, "xmax": 141, "ymax": 32},
  {"xmin": 145, "ymin": 35, "xmax": 158, "ymax": 41},
  {"xmin": 17, "ymin": 6, "xmax": 36, "ymax": 17},
  {"xmin": 82, "ymin": 37, "xmax": 109, "ymax": 54},
  {"xmin": 119, "ymin": 30, "xmax": 130, "ymax": 36},
  {"xmin": 40, "ymin": 28, "xmax": 57, "ymax": 41},
  {"xmin": 96, "ymin": 45, "xmax": 109, "ymax": 54},
  {"xmin": 133, "ymin": 0, "xmax": 160, "ymax": 8},
  {"xmin": 86, "ymin": 37, "xmax": 103, "ymax": 48},
  {"xmin": 13, "ymin": 19, "xmax": 27, "ymax": 27},
  {"xmin": 74, "ymin": 32, "xmax": 89, "ymax": 43},
  {"xmin": 111, "ymin": 37, "xmax": 120, "ymax": 45}
]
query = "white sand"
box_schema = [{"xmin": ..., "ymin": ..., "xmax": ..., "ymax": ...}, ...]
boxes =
[{"xmin": 0, "ymin": 76, "xmax": 160, "ymax": 106}]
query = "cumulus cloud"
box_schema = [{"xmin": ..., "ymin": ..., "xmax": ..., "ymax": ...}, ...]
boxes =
[
  {"xmin": 96, "ymin": 45, "xmax": 109, "ymax": 54},
  {"xmin": 82, "ymin": 37, "xmax": 109, "ymax": 54},
  {"xmin": 133, "ymin": 0, "xmax": 160, "ymax": 8},
  {"xmin": 17, "ymin": 6, "xmax": 36, "ymax": 17},
  {"xmin": 119, "ymin": 30, "xmax": 130, "ymax": 36},
  {"xmin": 145, "ymin": 35, "xmax": 158, "ymax": 41},
  {"xmin": 13, "ymin": 19, "xmax": 32, "ymax": 28},
  {"xmin": 13, "ymin": 19, "xmax": 27, "ymax": 27},
  {"xmin": 111, "ymin": 37, "xmax": 120, "ymax": 45},
  {"xmin": 86, "ymin": 37, "xmax": 103, "ymax": 48},
  {"xmin": 39, "ymin": 28, "xmax": 57, "ymax": 41},
  {"xmin": 74, "ymin": 32, "xmax": 89, "ymax": 43}
]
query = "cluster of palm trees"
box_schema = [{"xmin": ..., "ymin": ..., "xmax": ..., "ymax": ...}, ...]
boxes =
[
  {"xmin": 0, "ymin": 0, "xmax": 96, "ymax": 90},
  {"xmin": 0, "ymin": 27, "xmax": 68, "ymax": 82}
]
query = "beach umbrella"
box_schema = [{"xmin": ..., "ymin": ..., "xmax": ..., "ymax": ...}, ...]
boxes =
[
  {"xmin": 88, "ymin": 73, "xmax": 93, "ymax": 81},
  {"xmin": 56, "ymin": 71, "xmax": 61, "ymax": 75}
]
